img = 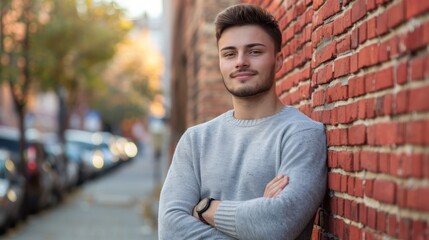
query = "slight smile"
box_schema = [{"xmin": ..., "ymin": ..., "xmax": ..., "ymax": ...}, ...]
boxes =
[{"xmin": 230, "ymin": 71, "xmax": 257, "ymax": 80}]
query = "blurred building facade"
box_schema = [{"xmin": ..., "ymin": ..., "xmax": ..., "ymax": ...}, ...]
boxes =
[
  {"xmin": 167, "ymin": 0, "xmax": 237, "ymax": 158},
  {"xmin": 0, "ymin": 0, "xmax": 57, "ymax": 130},
  {"xmin": 166, "ymin": 0, "xmax": 429, "ymax": 239},
  {"xmin": 0, "ymin": 85, "xmax": 60, "ymax": 132},
  {"xmin": 0, "ymin": 84, "xmax": 18, "ymax": 127}
]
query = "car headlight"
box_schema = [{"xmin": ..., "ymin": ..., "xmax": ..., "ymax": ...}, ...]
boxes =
[
  {"xmin": 5, "ymin": 159, "xmax": 15, "ymax": 173},
  {"xmin": 125, "ymin": 142, "xmax": 138, "ymax": 158},
  {"xmin": 7, "ymin": 190, "xmax": 17, "ymax": 202},
  {"xmin": 91, "ymin": 150, "xmax": 104, "ymax": 169}
]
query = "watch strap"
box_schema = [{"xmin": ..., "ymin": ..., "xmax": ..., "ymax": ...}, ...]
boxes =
[{"xmin": 197, "ymin": 198, "xmax": 215, "ymax": 224}]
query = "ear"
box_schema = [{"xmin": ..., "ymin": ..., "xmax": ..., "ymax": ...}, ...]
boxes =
[{"xmin": 275, "ymin": 52, "xmax": 284, "ymax": 73}]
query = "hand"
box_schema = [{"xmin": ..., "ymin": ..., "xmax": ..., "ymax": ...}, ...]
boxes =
[
  {"xmin": 192, "ymin": 205, "xmax": 197, "ymax": 218},
  {"xmin": 264, "ymin": 175, "xmax": 289, "ymax": 198},
  {"xmin": 192, "ymin": 199, "xmax": 220, "ymax": 226},
  {"xmin": 191, "ymin": 203, "xmax": 203, "ymax": 219}
]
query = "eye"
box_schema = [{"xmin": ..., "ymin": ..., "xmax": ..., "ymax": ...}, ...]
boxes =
[
  {"xmin": 249, "ymin": 49, "xmax": 262, "ymax": 55},
  {"xmin": 222, "ymin": 51, "xmax": 236, "ymax": 58}
]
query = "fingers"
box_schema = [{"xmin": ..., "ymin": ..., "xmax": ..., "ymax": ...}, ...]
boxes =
[
  {"xmin": 265, "ymin": 175, "xmax": 284, "ymax": 191},
  {"xmin": 192, "ymin": 205, "xmax": 197, "ymax": 218},
  {"xmin": 263, "ymin": 175, "xmax": 289, "ymax": 198}
]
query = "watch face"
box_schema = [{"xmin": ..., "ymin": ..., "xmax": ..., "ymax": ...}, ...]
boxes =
[{"xmin": 196, "ymin": 198, "xmax": 209, "ymax": 212}]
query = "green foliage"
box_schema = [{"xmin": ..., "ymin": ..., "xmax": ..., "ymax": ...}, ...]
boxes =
[
  {"xmin": 32, "ymin": 0, "xmax": 130, "ymax": 96},
  {"xmin": 90, "ymin": 29, "xmax": 164, "ymax": 127},
  {"xmin": 91, "ymin": 86, "xmax": 150, "ymax": 126},
  {"xmin": 1, "ymin": 0, "xmax": 162, "ymax": 129}
]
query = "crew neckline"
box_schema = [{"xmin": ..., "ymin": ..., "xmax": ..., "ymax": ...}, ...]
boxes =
[{"xmin": 224, "ymin": 106, "xmax": 291, "ymax": 127}]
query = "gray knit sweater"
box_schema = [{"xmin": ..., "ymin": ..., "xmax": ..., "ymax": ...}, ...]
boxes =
[{"xmin": 158, "ymin": 106, "xmax": 327, "ymax": 240}]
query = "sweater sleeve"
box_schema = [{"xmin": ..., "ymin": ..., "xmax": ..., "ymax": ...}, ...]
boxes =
[
  {"xmin": 158, "ymin": 131, "xmax": 234, "ymax": 240},
  {"xmin": 214, "ymin": 128, "xmax": 327, "ymax": 240}
]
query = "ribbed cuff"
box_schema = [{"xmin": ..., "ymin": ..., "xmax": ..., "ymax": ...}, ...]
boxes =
[{"xmin": 214, "ymin": 201, "xmax": 241, "ymax": 239}]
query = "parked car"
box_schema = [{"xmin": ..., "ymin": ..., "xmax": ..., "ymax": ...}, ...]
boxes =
[
  {"xmin": 0, "ymin": 149, "xmax": 25, "ymax": 232},
  {"xmin": 123, "ymin": 137, "xmax": 138, "ymax": 161},
  {"xmin": 65, "ymin": 129, "xmax": 108, "ymax": 181},
  {"xmin": 42, "ymin": 141, "xmax": 68, "ymax": 199},
  {"xmin": 99, "ymin": 132, "xmax": 121, "ymax": 170},
  {"xmin": 41, "ymin": 133, "xmax": 79, "ymax": 192},
  {"xmin": 64, "ymin": 141, "xmax": 87, "ymax": 185},
  {"xmin": 0, "ymin": 126, "xmax": 56, "ymax": 215},
  {"xmin": 112, "ymin": 135, "xmax": 139, "ymax": 162}
]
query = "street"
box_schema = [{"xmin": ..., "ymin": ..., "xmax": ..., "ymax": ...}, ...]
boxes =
[{"xmin": 1, "ymin": 154, "xmax": 160, "ymax": 240}]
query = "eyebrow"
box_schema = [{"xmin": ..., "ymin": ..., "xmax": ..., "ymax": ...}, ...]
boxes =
[{"xmin": 220, "ymin": 43, "xmax": 267, "ymax": 52}]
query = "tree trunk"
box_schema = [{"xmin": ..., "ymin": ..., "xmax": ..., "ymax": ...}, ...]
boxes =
[
  {"xmin": 56, "ymin": 86, "xmax": 67, "ymax": 143},
  {"xmin": 17, "ymin": 103, "xmax": 26, "ymax": 177}
]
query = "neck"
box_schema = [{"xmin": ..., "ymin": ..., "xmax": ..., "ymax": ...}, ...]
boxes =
[{"xmin": 231, "ymin": 91, "xmax": 284, "ymax": 120}]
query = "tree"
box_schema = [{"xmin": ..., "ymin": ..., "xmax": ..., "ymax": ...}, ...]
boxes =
[
  {"xmin": 0, "ymin": 0, "xmax": 130, "ymax": 173},
  {"xmin": 0, "ymin": 0, "xmax": 38, "ymax": 175},
  {"xmin": 32, "ymin": 0, "xmax": 131, "ymax": 135},
  {"xmin": 92, "ymin": 29, "xmax": 164, "ymax": 129}
]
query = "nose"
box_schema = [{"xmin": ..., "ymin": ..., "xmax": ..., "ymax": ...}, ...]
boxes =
[{"xmin": 235, "ymin": 52, "xmax": 249, "ymax": 69}]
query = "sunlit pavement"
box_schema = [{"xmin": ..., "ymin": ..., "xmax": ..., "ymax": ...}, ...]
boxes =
[{"xmin": 1, "ymin": 152, "xmax": 159, "ymax": 240}]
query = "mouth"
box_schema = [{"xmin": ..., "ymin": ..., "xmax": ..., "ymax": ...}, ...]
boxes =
[{"xmin": 230, "ymin": 70, "xmax": 257, "ymax": 80}]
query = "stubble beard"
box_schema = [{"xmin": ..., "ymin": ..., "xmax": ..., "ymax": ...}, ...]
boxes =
[{"xmin": 223, "ymin": 69, "xmax": 276, "ymax": 98}]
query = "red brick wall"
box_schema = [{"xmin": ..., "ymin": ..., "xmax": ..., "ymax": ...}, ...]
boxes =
[
  {"xmin": 242, "ymin": 0, "xmax": 429, "ymax": 239},
  {"xmin": 170, "ymin": 0, "xmax": 237, "ymax": 131},
  {"xmin": 169, "ymin": 0, "xmax": 237, "ymax": 158}
]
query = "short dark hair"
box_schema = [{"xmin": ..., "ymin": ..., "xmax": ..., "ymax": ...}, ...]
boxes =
[{"xmin": 214, "ymin": 4, "xmax": 282, "ymax": 52}]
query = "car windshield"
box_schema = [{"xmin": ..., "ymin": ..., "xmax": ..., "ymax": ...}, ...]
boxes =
[
  {"xmin": 66, "ymin": 141, "xmax": 97, "ymax": 152},
  {"xmin": 0, "ymin": 138, "xmax": 19, "ymax": 154},
  {"xmin": 0, "ymin": 160, "xmax": 6, "ymax": 179}
]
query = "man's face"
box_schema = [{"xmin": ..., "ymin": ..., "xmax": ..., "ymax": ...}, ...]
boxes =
[{"xmin": 218, "ymin": 25, "xmax": 283, "ymax": 98}]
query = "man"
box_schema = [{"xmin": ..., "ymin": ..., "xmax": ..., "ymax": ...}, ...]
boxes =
[{"xmin": 158, "ymin": 4, "xmax": 327, "ymax": 239}]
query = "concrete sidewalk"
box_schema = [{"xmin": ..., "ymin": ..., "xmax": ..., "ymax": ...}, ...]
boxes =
[{"xmin": 2, "ymin": 154, "xmax": 160, "ymax": 240}]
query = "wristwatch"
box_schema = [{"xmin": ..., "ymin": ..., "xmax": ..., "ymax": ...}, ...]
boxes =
[{"xmin": 195, "ymin": 198, "xmax": 215, "ymax": 224}]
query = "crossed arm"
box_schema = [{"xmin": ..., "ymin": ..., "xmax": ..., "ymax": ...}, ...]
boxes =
[
  {"xmin": 158, "ymin": 128, "xmax": 327, "ymax": 239},
  {"xmin": 192, "ymin": 175, "xmax": 290, "ymax": 226}
]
